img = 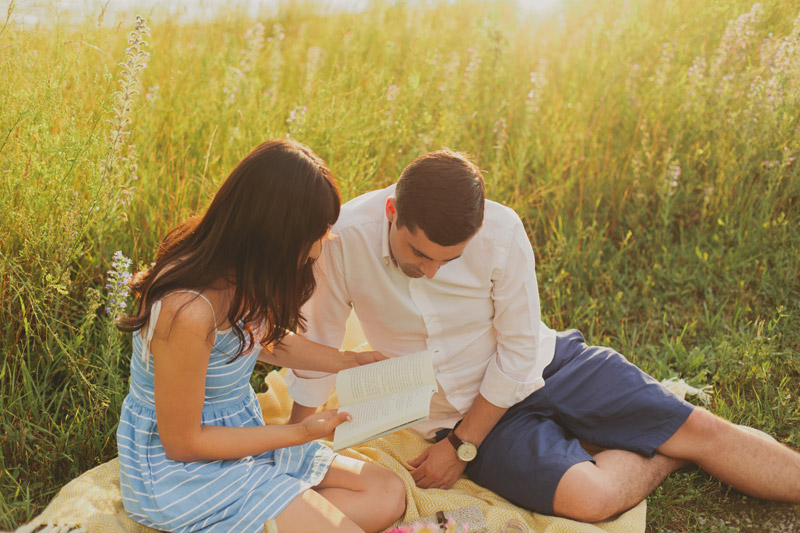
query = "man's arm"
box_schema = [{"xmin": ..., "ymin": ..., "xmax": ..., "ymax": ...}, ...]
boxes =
[
  {"xmin": 289, "ymin": 402, "xmax": 319, "ymax": 425},
  {"xmin": 259, "ymin": 332, "xmax": 385, "ymax": 373},
  {"xmin": 410, "ymin": 215, "xmax": 547, "ymax": 489},
  {"xmin": 285, "ymin": 233, "xmax": 355, "ymax": 409}
]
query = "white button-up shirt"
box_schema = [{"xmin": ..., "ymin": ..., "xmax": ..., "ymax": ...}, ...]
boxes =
[{"xmin": 286, "ymin": 185, "xmax": 556, "ymax": 438}]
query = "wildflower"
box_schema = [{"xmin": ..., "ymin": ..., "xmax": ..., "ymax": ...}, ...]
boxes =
[
  {"xmin": 438, "ymin": 51, "xmax": 461, "ymax": 92},
  {"xmin": 525, "ymin": 68, "xmax": 547, "ymax": 114},
  {"xmin": 384, "ymin": 84, "xmax": 400, "ymax": 127},
  {"xmin": 264, "ymin": 24, "xmax": 286, "ymax": 99},
  {"xmin": 271, "ymin": 23, "xmax": 286, "ymax": 42},
  {"xmin": 664, "ymin": 161, "xmax": 681, "ymax": 196},
  {"xmin": 384, "ymin": 518, "xmax": 467, "ymax": 533},
  {"xmin": 244, "ymin": 22, "xmax": 266, "ymax": 59},
  {"xmin": 145, "ymin": 84, "xmax": 159, "ymax": 102},
  {"xmin": 223, "ymin": 67, "xmax": 244, "ymax": 103},
  {"xmin": 304, "ymin": 46, "xmax": 328, "ymax": 93},
  {"xmin": 745, "ymin": 75, "xmax": 772, "ymax": 119},
  {"xmin": 386, "ymin": 84, "xmax": 399, "ymax": 101},
  {"xmin": 712, "ymin": 3, "xmax": 763, "ymax": 75},
  {"xmin": 687, "ymin": 56, "xmax": 706, "ymax": 84},
  {"xmin": 224, "ymin": 22, "xmax": 266, "ymax": 104},
  {"xmin": 463, "ymin": 47, "xmax": 482, "ymax": 83},
  {"xmin": 715, "ymin": 73, "xmax": 736, "ymax": 96},
  {"xmin": 105, "ymin": 251, "xmax": 133, "ymax": 320},
  {"xmin": 653, "ymin": 42, "xmax": 675, "ymax": 86},
  {"xmin": 493, "ymin": 117, "xmax": 508, "ymax": 154},
  {"xmin": 625, "ymin": 62, "xmax": 642, "ymax": 95},
  {"xmin": 102, "ymin": 15, "xmax": 150, "ymax": 184},
  {"xmin": 686, "ymin": 56, "xmax": 707, "ymax": 104},
  {"xmin": 285, "ymin": 105, "xmax": 307, "ymax": 138},
  {"xmin": 125, "ymin": 145, "xmax": 139, "ymax": 182},
  {"xmin": 753, "ymin": 11, "xmax": 800, "ymax": 114},
  {"xmin": 784, "ymin": 147, "xmax": 796, "ymax": 168},
  {"xmin": 416, "ymin": 130, "xmax": 435, "ymax": 151}
]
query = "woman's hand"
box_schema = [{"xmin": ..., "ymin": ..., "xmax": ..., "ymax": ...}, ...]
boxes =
[{"xmin": 300, "ymin": 409, "xmax": 352, "ymax": 441}]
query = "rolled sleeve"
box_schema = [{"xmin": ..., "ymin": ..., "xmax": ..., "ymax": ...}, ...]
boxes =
[
  {"xmin": 285, "ymin": 370, "xmax": 338, "ymax": 407},
  {"xmin": 479, "ymin": 354, "xmax": 545, "ymax": 408}
]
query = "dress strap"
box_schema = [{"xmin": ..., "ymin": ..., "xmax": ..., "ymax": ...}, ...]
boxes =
[
  {"xmin": 170, "ymin": 289, "xmax": 218, "ymax": 330},
  {"xmin": 141, "ymin": 300, "xmax": 162, "ymax": 372},
  {"xmin": 140, "ymin": 290, "xmax": 219, "ymax": 371}
]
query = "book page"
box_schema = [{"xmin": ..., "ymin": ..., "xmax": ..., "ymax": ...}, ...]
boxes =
[
  {"xmin": 333, "ymin": 386, "xmax": 433, "ymax": 450},
  {"xmin": 335, "ymin": 350, "xmax": 435, "ymax": 406}
]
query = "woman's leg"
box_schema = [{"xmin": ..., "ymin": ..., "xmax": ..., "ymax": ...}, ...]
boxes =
[
  {"xmin": 273, "ymin": 487, "xmax": 363, "ymax": 533},
  {"xmin": 314, "ymin": 455, "xmax": 407, "ymax": 532}
]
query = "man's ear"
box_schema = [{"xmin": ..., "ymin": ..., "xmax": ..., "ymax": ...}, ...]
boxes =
[{"xmin": 385, "ymin": 197, "xmax": 397, "ymax": 222}]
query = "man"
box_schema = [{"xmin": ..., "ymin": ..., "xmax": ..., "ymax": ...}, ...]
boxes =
[{"xmin": 286, "ymin": 149, "xmax": 800, "ymax": 521}]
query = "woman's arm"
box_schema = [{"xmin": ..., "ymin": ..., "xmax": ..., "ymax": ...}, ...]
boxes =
[
  {"xmin": 258, "ymin": 331, "xmax": 385, "ymax": 372},
  {"xmin": 152, "ymin": 294, "xmax": 348, "ymax": 462}
]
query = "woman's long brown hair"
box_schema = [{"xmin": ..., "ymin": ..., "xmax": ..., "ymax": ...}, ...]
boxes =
[{"xmin": 118, "ymin": 139, "xmax": 341, "ymax": 359}]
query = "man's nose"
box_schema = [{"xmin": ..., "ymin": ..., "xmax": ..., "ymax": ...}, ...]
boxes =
[{"xmin": 420, "ymin": 261, "xmax": 440, "ymax": 279}]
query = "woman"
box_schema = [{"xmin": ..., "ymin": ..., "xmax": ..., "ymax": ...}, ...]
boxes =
[{"xmin": 116, "ymin": 139, "xmax": 406, "ymax": 532}]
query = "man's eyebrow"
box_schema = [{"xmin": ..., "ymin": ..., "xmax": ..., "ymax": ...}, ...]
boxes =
[{"xmin": 410, "ymin": 245, "xmax": 462, "ymax": 263}]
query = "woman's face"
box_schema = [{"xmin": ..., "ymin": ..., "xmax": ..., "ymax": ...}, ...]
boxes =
[
  {"xmin": 307, "ymin": 237, "xmax": 323, "ymax": 263},
  {"xmin": 305, "ymin": 228, "xmax": 331, "ymax": 264}
]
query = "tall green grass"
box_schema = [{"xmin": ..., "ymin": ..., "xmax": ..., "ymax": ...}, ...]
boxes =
[{"xmin": 2, "ymin": 0, "xmax": 799, "ymax": 529}]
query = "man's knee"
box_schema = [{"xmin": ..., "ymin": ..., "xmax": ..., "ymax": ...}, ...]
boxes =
[
  {"xmin": 552, "ymin": 463, "xmax": 619, "ymax": 523},
  {"xmin": 685, "ymin": 407, "xmax": 725, "ymax": 432},
  {"xmin": 661, "ymin": 407, "xmax": 729, "ymax": 460}
]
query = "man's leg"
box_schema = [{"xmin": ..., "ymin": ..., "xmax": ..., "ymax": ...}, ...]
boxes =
[
  {"xmin": 552, "ymin": 451, "xmax": 687, "ymax": 522},
  {"xmin": 658, "ymin": 407, "xmax": 800, "ymax": 503},
  {"xmin": 511, "ymin": 329, "xmax": 697, "ymax": 522}
]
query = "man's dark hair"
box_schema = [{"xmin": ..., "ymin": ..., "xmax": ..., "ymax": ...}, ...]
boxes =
[{"xmin": 395, "ymin": 149, "xmax": 485, "ymax": 246}]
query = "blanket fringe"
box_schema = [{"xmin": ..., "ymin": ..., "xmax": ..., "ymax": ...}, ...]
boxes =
[{"xmin": 15, "ymin": 522, "xmax": 86, "ymax": 533}]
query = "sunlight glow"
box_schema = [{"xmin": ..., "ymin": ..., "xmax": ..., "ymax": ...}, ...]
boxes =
[{"xmin": 517, "ymin": 0, "xmax": 566, "ymax": 12}]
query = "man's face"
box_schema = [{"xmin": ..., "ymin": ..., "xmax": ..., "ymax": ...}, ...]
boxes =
[{"xmin": 386, "ymin": 198, "xmax": 471, "ymax": 279}]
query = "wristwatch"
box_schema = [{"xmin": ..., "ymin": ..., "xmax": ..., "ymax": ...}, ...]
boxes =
[{"xmin": 446, "ymin": 429, "xmax": 478, "ymax": 462}]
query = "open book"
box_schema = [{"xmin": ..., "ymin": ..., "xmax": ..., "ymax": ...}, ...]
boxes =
[{"xmin": 332, "ymin": 350, "xmax": 436, "ymax": 451}]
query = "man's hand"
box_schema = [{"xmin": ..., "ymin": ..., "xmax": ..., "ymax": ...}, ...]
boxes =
[
  {"xmin": 408, "ymin": 438, "xmax": 466, "ymax": 489},
  {"xmin": 299, "ymin": 409, "xmax": 351, "ymax": 441},
  {"xmin": 345, "ymin": 350, "xmax": 387, "ymax": 367}
]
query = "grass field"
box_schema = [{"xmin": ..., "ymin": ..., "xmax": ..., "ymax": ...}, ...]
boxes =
[{"xmin": 2, "ymin": 0, "xmax": 799, "ymax": 530}]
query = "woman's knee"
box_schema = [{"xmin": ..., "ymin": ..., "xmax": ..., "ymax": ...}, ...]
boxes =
[
  {"xmin": 359, "ymin": 463, "xmax": 406, "ymax": 518},
  {"xmin": 381, "ymin": 468, "xmax": 407, "ymax": 520}
]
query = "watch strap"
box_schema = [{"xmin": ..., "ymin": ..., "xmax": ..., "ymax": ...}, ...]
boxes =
[{"xmin": 446, "ymin": 429, "xmax": 464, "ymax": 451}]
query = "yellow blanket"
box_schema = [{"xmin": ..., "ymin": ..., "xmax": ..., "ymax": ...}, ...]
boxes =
[{"xmin": 20, "ymin": 369, "xmax": 645, "ymax": 533}]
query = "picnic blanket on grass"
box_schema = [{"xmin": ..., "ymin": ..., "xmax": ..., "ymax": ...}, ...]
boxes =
[{"xmin": 18, "ymin": 368, "xmax": 645, "ymax": 533}]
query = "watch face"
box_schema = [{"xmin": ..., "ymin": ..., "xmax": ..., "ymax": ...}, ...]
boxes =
[{"xmin": 457, "ymin": 442, "xmax": 478, "ymax": 462}]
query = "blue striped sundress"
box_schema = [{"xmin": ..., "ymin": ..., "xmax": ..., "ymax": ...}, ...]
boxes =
[{"xmin": 116, "ymin": 291, "xmax": 335, "ymax": 532}]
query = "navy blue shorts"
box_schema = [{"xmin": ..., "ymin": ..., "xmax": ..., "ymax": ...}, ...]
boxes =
[{"xmin": 435, "ymin": 329, "xmax": 694, "ymax": 515}]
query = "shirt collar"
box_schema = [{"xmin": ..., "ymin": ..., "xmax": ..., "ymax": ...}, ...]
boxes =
[{"xmin": 381, "ymin": 209, "xmax": 394, "ymax": 266}]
